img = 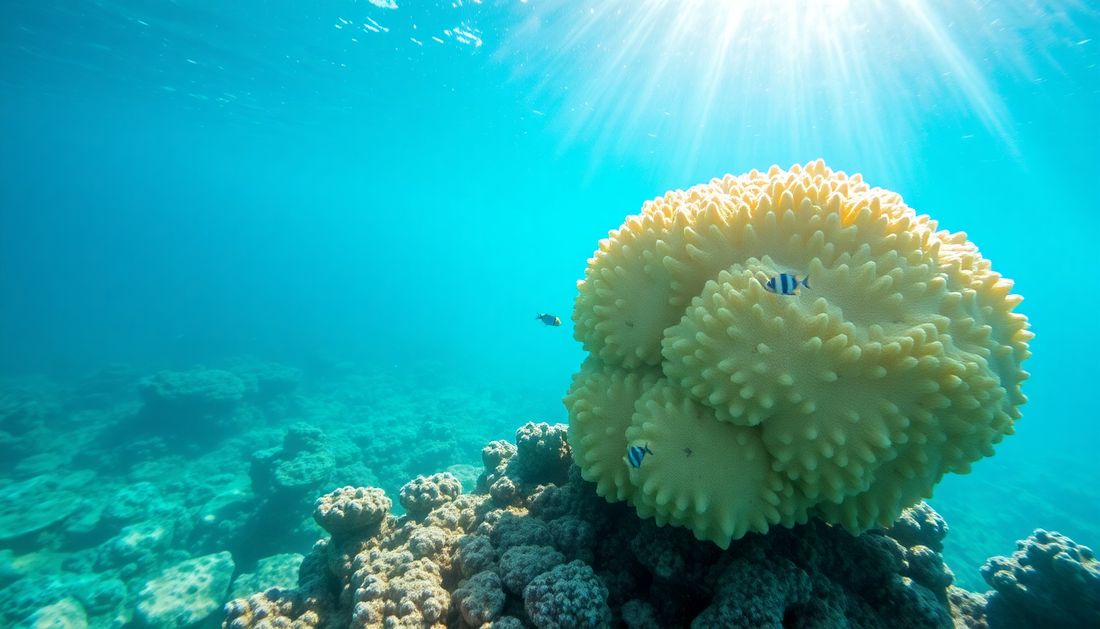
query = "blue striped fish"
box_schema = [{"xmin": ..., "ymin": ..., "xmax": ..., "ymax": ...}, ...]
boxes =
[
  {"xmin": 627, "ymin": 443, "xmax": 654, "ymax": 469},
  {"xmin": 765, "ymin": 273, "xmax": 810, "ymax": 296}
]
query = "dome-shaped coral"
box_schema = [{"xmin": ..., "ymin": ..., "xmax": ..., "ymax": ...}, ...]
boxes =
[
  {"xmin": 399, "ymin": 473, "xmax": 463, "ymax": 518},
  {"xmin": 313, "ymin": 486, "xmax": 391, "ymax": 538},
  {"xmin": 566, "ymin": 160, "xmax": 1031, "ymax": 547}
]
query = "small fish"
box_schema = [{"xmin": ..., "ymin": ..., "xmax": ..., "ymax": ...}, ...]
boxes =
[
  {"xmin": 536, "ymin": 312, "xmax": 561, "ymax": 326},
  {"xmin": 765, "ymin": 273, "xmax": 810, "ymax": 296},
  {"xmin": 627, "ymin": 443, "xmax": 654, "ymax": 469}
]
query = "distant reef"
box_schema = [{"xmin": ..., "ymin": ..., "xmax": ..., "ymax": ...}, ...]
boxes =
[
  {"xmin": 0, "ymin": 363, "xmax": 1096, "ymax": 629},
  {"xmin": 0, "ymin": 359, "xmax": 519, "ymax": 628}
]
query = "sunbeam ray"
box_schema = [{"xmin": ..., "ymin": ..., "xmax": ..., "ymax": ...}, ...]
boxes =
[{"xmin": 500, "ymin": 0, "xmax": 1092, "ymax": 181}]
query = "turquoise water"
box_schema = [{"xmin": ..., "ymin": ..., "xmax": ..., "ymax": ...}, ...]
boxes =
[{"xmin": 0, "ymin": 0, "xmax": 1097, "ymax": 615}]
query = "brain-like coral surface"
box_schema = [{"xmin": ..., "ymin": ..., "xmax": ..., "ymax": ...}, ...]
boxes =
[
  {"xmin": 137, "ymin": 552, "xmax": 235, "ymax": 629},
  {"xmin": 314, "ymin": 487, "xmax": 391, "ymax": 538},
  {"xmin": 514, "ymin": 422, "xmax": 572, "ymax": 486},
  {"xmin": 565, "ymin": 160, "xmax": 1032, "ymax": 547},
  {"xmin": 223, "ymin": 589, "xmax": 324, "ymax": 629},
  {"xmin": 981, "ymin": 529, "xmax": 1100, "ymax": 629},
  {"xmin": 499, "ymin": 545, "xmax": 565, "ymax": 595},
  {"xmin": 523, "ymin": 560, "xmax": 612, "ymax": 629},
  {"xmin": 454, "ymin": 571, "xmax": 506, "ymax": 627},
  {"xmin": 692, "ymin": 556, "xmax": 812, "ymax": 629},
  {"xmin": 887, "ymin": 500, "xmax": 949, "ymax": 552},
  {"xmin": 399, "ymin": 473, "xmax": 463, "ymax": 518}
]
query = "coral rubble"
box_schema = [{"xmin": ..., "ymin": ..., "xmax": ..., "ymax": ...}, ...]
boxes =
[{"xmin": 136, "ymin": 552, "xmax": 236, "ymax": 629}]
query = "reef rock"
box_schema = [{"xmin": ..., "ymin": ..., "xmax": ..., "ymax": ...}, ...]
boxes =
[
  {"xmin": 399, "ymin": 472, "xmax": 462, "ymax": 518},
  {"xmin": 223, "ymin": 425, "xmax": 999, "ymax": 629},
  {"xmin": 523, "ymin": 560, "xmax": 612, "ymax": 629},
  {"xmin": 229, "ymin": 553, "xmax": 304, "ymax": 600},
  {"xmin": 0, "ymin": 475, "xmax": 78, "ymax": 542},
  {"xmin": 513, "ymin": 422, "xmax": 572, "ymax": 487},
  {"xmin": 138, "ymin": 369, "xmax": 245, "ymax": 415},
  {"xmin": 136, "ymin": 552, "xmax": 235, "ymax": 629},
  {"xmin": 455, "ymin": 571, "xmax": 507, "ymax": 627},
  {"xmin": 17, "ymin": 597, "xmax": 88, "ymax": 629},
  {"xmin": 250, "ymin": 423, "xmax": 336, "ymax": 496},
  {"xmin": 222, "ymin": 358, "xmax": 302, "ymax": 401},
  {"xmin": 981, "ymin": 529, "xmax": 1100, "ymax": 629},
  {"xmin": 314, "ymin": 486, "xmax": 391, "ymax": 538}
]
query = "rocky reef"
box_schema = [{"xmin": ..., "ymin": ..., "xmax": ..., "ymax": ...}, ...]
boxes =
[
  {"xmin": 1, "ymin": 360, "xmax": 1096, "ymax": 629},
  {"xmin": 981, "ymin": 529, "xmax": 1100, "ymax": 629},
  {"xmin": 224, "ymin": 423, "xmax": 1097, "ymax": 629},
  {"xmin": 0, "ymin": 360, "xmax": 534, "ymax": 629}
]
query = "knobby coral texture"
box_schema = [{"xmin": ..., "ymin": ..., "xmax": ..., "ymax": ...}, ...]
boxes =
[
  {"xmin": 980, "ymin": 529, "xmax": 1100, "ymax": 629},
  {"xmin": 565, "ymin": 160, "xmax": 1033, "ymax": 547},
  {"xmin": 222, "ymin": 422, "xmax": 1095, "ymax": 629}
]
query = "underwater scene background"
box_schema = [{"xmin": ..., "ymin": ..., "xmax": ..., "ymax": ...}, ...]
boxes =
[{"xmin": 0, "ymin": 1, "xmax": 1097, "ymax": 628}]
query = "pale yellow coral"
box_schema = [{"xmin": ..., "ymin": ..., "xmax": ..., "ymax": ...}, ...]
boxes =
[
  {"xmin": 565, "ymin": 160, "xmax": 1031, "ymax": 546},
  {"xmin": 625, "ymin": 380, "xmax": 803, "ymax": 543},
  {"xmin": 563, "ymin": 358, "xmax": 661, "ymax": 502}
]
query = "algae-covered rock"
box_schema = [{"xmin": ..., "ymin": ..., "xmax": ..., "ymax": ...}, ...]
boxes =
[
  {"xmin": 95, "ymin": 521, "xmax": 174, "ymax": 573},
  {"xmin": 274, "ymin": 451, "xmax": 335, "ymax": 492},
  {"xmin": 138, "ymin": 369, "xmax": 245, "ymax": 413},
  {"xmin": 101, "ymin": 482, "xmax": 167, "ymax": 525},
  {"xmin": 982, "ymin": 529, "xmax": 1100, "ymax": 629},
  {"xmin": 399, "ymin": 472, "xmax": 462, "ymax": 518},
  {"xmin": 12, "ymin": 453, "xmax": 71, "ymax": 480},
  {"xmin": 69, "ymin": 574, "xmax": 127, "ymax": 617},
  {"xmin": 0, "ymin": 549, "xmax": 23, "ymax": 588},
  {"xmin": 223, "ymin": 359, "xmax": 302, "ymax": 401},
  {"xmin": 0, "ymin": 575, "xmax": 75, "ymax": 627},
  {"xmin": 135, "ymin": 552, "xmax": 235, "ymax": 629},
  {"xmin": 229, "ymin": 553, "xmax": 303, "ymax": 599},
  {"xmin": 0, "ymin": 476, "xmax": 78, "ymax": 541},
  {"xmin": 455, "ymin": 571, "xmax": 506, "ymax": 627},
  {"xmin": 523, "ymin": 560, "xmax": 612, "ymax": 629},
  {"xmin": 197, "ymin": 482, "xmax": 252, "ymax": 526},
  {"xmin": 313, "ymin": 486, "xmax": 390, "ymax": 537},
  {"xmin": 280, "ymin": 422, "xmax": 326, "ymax": 456},
  {"xmin": 16, "ymin": 597, "xmax": 87, "ymax": 629},
  {"xmin": 250, "ymin": 424, "xmax": 337, "ymax": 496}
]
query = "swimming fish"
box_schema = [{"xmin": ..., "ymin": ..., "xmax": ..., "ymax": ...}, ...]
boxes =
[
  {"xmin": 627, "ymin": 443, "xmax": 654, "ymax": 469},
  {"xmin": 536, "ymin": 312, "xmax": 561, "ymax": 326},
  {"xmin": 765, "ymin": 273, "xmax": 810, "ymax": 295}
]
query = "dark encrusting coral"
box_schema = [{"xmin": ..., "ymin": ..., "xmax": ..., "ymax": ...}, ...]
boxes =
[
  {"xmin": 980, "ymin": 529, "xmax": 1100, "ymax": 629},
  {"xmin": 221, "ymin": 423, "xmax": 1099, "ymax": 629}
]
